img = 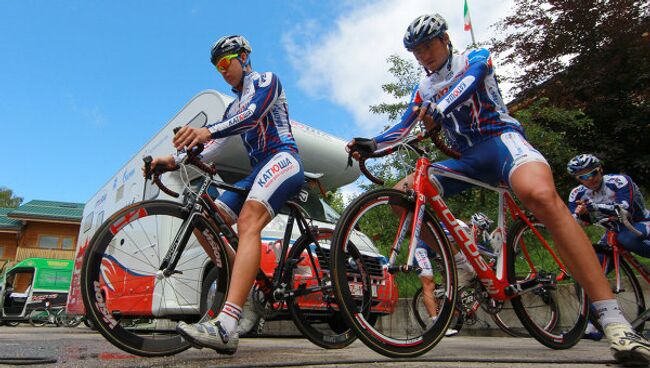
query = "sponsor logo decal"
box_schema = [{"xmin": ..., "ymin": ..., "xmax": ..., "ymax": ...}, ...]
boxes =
[
  {"xmin": 110, "ymin": 208, "xmax": 148, "ymax": 235},
  {"xmin": 256, "ymin": 157, "xmax": 294, "ymax": 188},
  {"xmin": 94, "ymin": 281, "xmax": 119, "ymax": 329},
  {"xmin": 431, "ymin": 194, "xmax": 490, "ymax": 273},
  {"xmin": 202, "ymin": 229, "xmax": 223, "ymax": 268},
  {"xmin": 95, "ymin": 192, "xmax": 107, "ymax": 208}
]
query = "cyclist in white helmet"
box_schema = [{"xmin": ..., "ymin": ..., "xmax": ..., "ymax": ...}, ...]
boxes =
[
  {"xmin": 150, "ymin": 34, "xmax": 304, "ymax": 355},
  {"xmin": 348, "ymin": 14, "xmax": 650, "ymax": 365},
  {"xmin": 568, "ymin": 154, "xmax": 650, "ymax": 341}
]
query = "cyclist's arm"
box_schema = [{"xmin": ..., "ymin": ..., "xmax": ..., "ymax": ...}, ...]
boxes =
[
  {"xmin": 568, "ymin": 187, "xmax": 591, "ymax": 225},
  {"xmin": 207, "ymin": 72, "xmax": 281, "ymax": 139},
  {"xmin": 435, "ymin": 48, "xmax": 491, "ymax": 115},
  {"xmin": 373, "ymin": 90, "xmax": 422, "ymax": 150},
  {"xmin": 172, "ymin": 136, "xmax": 233, "ymax": 165}
]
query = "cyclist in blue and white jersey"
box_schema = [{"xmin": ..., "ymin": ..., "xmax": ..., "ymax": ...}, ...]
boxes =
[
  {"xmin": 151, "ymin": 35, "xmax": 304, "ymax": 355},
  {"xmin": 568, "ymin": 154, "xmax": 650, "ymax": 257},
  {"xmin": 348, "ymin": 14, "xmax": 650, "ymax": 364}
]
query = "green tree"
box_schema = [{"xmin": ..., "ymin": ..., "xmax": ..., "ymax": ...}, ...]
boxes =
[
  {"xmin": 0, "ymin": 187, "xmax": 22, "ymax": 208},
  {"xmin": 491, "ymin": 0, "xmax": 650, "ymax": 187}
]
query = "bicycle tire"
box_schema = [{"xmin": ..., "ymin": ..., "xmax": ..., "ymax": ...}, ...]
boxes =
[
  {"xmin": 286, "ymin": 228, "xmax": 357, "ymax": 349},
  {"xmin": 29, "ymin": 308, "xmax": 49, "ymax": 327},
  {"xmin": 589, "ymin": 257, "xmax": 645, "ymax": 333},
  {"xmin": 330, "ymin": 189, "xmax": 457, "ymax": 358},
  {"xmin": 506, "ymin": 218, "xmax": 589, "ymax": 349},
  {"xmin": 81, "ymin": 200, "xmax": 231, "ymax": 357},
  {"xmin": 489, "ymin": 300, "xmax": 529, "ymax": 337}
]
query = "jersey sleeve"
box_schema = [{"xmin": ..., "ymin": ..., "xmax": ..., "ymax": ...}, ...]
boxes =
[
  {"xmin": 607, "ymin": 175, "xmax": 634, "ymax": 213},
  {"xmin": 206, "ymin": 72, "xmax": 282, "ymax": 139},
  {"xmin": 436, "ymin": 48, "xmax": 491, "ymax": 114},
  {"xmin": 372, "ymin": 87, "xmax": 423, "ymax": 150}
]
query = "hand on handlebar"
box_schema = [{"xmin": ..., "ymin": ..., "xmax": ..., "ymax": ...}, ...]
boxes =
[
  {"xmin": 173, "ymin": 126, "xmax": 212, "ymax": 151},
  {"xmin": 346, "ymin": 138, "xmax": 377, "ymax": 162},
  {"xmin": 414, "ymin": 100, "xmax": 443, "ymax": 133},
  {"xmin": 141, "ymin": 155, "xmax": 177, "ymax": 177}
]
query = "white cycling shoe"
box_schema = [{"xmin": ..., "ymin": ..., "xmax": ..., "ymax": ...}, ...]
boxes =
[
  {"xmin": 604, "ymin": 322, "xmax": 650, "ymax": 366},
  {"xmin": 177, "ymin": 321, "xmax": 239, "ymax": 355}
]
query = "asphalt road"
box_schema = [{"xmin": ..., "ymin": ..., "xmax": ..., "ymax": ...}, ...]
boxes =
[{"xmin": 0, "ymin": 325, "xmax": 624, "ymax": 367}]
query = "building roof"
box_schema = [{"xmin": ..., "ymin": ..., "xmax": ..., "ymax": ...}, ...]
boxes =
[
  {"xmin": 7, "ymin": 200, "xmax": 84, "ymax": 223},
  {"xmin": 0, "ymin": 208, "xmax": 22, "ymax": 231}
]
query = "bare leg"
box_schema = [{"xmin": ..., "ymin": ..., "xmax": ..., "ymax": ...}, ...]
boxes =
[
  {"xmin": 224, "ymin": 200, "xmax": 272, "ymax": 307},
  {"xmin": 509, "ymin": 162, "xmax": 613, "ymax": 301}
]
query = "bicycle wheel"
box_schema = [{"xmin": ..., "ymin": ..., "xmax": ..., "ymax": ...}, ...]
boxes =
[
  {"xmin": 590, "ymin": 257, "xmax": 645, "ymax": 333},
  {"xmin": 286, "ymin": 228, "xmax": 357, "ymax": 349},
  {"xmin": 81, "ymin": 200, "xmax": 231, "ymax": 357},
  {"xmin": 506, "ymin": 218, "xmax": 589, "ymax": 349},
  {"xmin": 29, "ymin": 308, "xmax": 49, "ymax": 327},
  {"xmin": 57, "ymin": 311, "xmax": 83, "ymax": 328},
  {"xmin": 330, "ymin": 189, "xmax": 457, "ymax": 357},
  {"xmin": 489, "ymin": 300, "xmax": 529, "ymax": 337}
]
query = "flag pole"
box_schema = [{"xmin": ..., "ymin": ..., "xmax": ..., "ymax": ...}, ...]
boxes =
[{"xmin": 464, "ymin": 0, "xmax": 477, "ymax": 47}]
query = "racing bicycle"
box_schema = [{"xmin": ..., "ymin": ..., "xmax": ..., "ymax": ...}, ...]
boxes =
[
  {"xmin": 330, "ymin": 132, "xmax": 589, "ymax": 357},
  {"xmin": 588, "ymin": 205, "xmax": 649, "ymax": 333},
  {"xmin": 80, "ymin": 144, "xmax": 360, "ymax": 356}
]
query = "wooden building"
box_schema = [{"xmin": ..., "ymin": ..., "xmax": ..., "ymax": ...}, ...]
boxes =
[{"xmin": 0, "ymin": 200, "xmax": 83, "ymax": 270}]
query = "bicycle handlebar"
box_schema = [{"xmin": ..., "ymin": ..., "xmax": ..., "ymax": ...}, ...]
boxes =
[
  {"xmin": 593, "ymin": 204, "xmax": 643, "ymax": 237},
  {"xmin": 143, "ymin": 127, "xmax": 219, "ymax": 198},
  {"xmin": 355, "ymin": 128, "xmax": 460, "ymax": 185}
]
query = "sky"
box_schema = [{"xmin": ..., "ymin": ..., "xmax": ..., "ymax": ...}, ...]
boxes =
[{"xmin": 1, "ymin": 0, "xmax": 514, "ymax": 205}]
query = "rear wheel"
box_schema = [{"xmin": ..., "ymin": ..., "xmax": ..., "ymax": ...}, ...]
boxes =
[
  {"xmin": 286, "ymin": 228, "xmax": 357, "ymax": 349},
  {"xmin": 330, "ymin": 189, "xmax": 457, "ymax": 358},
  {"xmin": 590, "ymin": 257, "xmax": 645, "ymax": 333},
  {"xmin": 507, "ymin": 218, "xmax": 589, "ymax": 349},
  {"xmin": 81, "ymin": 200, "xmax": 231, "ymax": 357},
  {"xmin": 29, "ymin": 308, "xmax": 50, "ymax": 327}
]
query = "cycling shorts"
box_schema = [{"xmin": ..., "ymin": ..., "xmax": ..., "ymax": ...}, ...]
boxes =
[
  {"xmin": 215, "ymin": 151, "xmax": 304, "ymax": 220},
  {"xmin": 429, "ymin": 132, "xmax": 548, "ymax": 197}
]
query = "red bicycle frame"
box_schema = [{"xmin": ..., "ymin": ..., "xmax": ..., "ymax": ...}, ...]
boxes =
[{"xmin": 403, "ymin": 156, "xmax": 568, "ymax": 301}]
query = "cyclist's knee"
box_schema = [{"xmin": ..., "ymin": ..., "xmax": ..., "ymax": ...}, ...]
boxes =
[
  {"xmin": 420, "ymin": 276, "xmax": 435, "ymax": 290},
  {"xmin": 517, "ymin": 184, "xmax": 561, "ymax": 213},
  {"xmin": 237, "ymin": 201, "xmax": 271, "ymax": 235}
]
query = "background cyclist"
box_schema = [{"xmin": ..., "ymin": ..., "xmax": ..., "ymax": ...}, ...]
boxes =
[
  {"xmin": 347, "ymin": 13, "xmax": 649, "ymax": 364},
  {"xmin": 568, "ymin": 153, "xmax": 650, "ymax": 256},
  {"xmin": 149, "ymin": 35, "xmax": 304, "ymax": 355},
  {"xmin": 568, "ymin": 154, "xmax": 650, "ymax": 340}
]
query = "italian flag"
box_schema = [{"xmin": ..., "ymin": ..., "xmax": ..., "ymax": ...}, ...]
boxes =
[{"xmin": 464, "ymin": 0, "xmax": 472, "ymax": 31}]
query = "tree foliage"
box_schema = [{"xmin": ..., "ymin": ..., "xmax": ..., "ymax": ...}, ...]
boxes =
[
  {"xmin": 491, "ymin": 0, "xmax": 650, "ymax": 186},
  {"xmin": 0, "ymin": 187, "xmax": 22, "ymax": 208}
]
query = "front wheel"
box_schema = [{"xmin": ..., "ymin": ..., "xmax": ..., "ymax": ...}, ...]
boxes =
[
  {"xmin": 286, "ymin": 228, "xmax": 357, "ymax": 349},
  {"xmin": 507, "ymin": 218, "xmax": 589, "ymax": 349},
  {"xmin": 330, "ymin": 189, "xmax": 457, "ymax": 358},
  {"xmin": 80, "ymin": 200, "xmax": 231, "ymax": 357}
]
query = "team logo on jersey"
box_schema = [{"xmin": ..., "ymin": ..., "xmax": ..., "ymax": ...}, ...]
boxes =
[{"xmin": 257, "ymin": 157, "xmax": 294, "ymax": 188}]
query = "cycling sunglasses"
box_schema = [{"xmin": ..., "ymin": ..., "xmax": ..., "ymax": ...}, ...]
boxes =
[
  {"xmin": 215, "ymin": 53, "xmax": 239, "ymax": 73},
  {"xmin": 576, "ymin": 168, "xmax": 600, "ymax": 181}
]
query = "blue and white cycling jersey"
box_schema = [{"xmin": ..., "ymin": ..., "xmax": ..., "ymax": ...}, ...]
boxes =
[
  {"xmin": 199, "ymin": 71, "xmax": 299, "ymax": 166},
  {"xmin": 568, "ymin": 174, "xmax": 650, "ymax": 224},
  {"xmin": 374, "ymin": 48, "xmax": 523, "ymax": 153}
]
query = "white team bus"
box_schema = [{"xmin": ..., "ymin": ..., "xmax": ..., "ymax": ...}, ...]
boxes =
[{"xmin": 65, "ymin": 90, "xmax": 382, "ymax": 316}]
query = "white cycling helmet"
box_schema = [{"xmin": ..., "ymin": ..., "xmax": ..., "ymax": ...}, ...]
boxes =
[
  {"xmin": 567, "ymin": 154, "xmax": 601, "ymax": 176},
  {"xmin": 470, "ymin": 212, "xmax": 493, "ymax": 230}
]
